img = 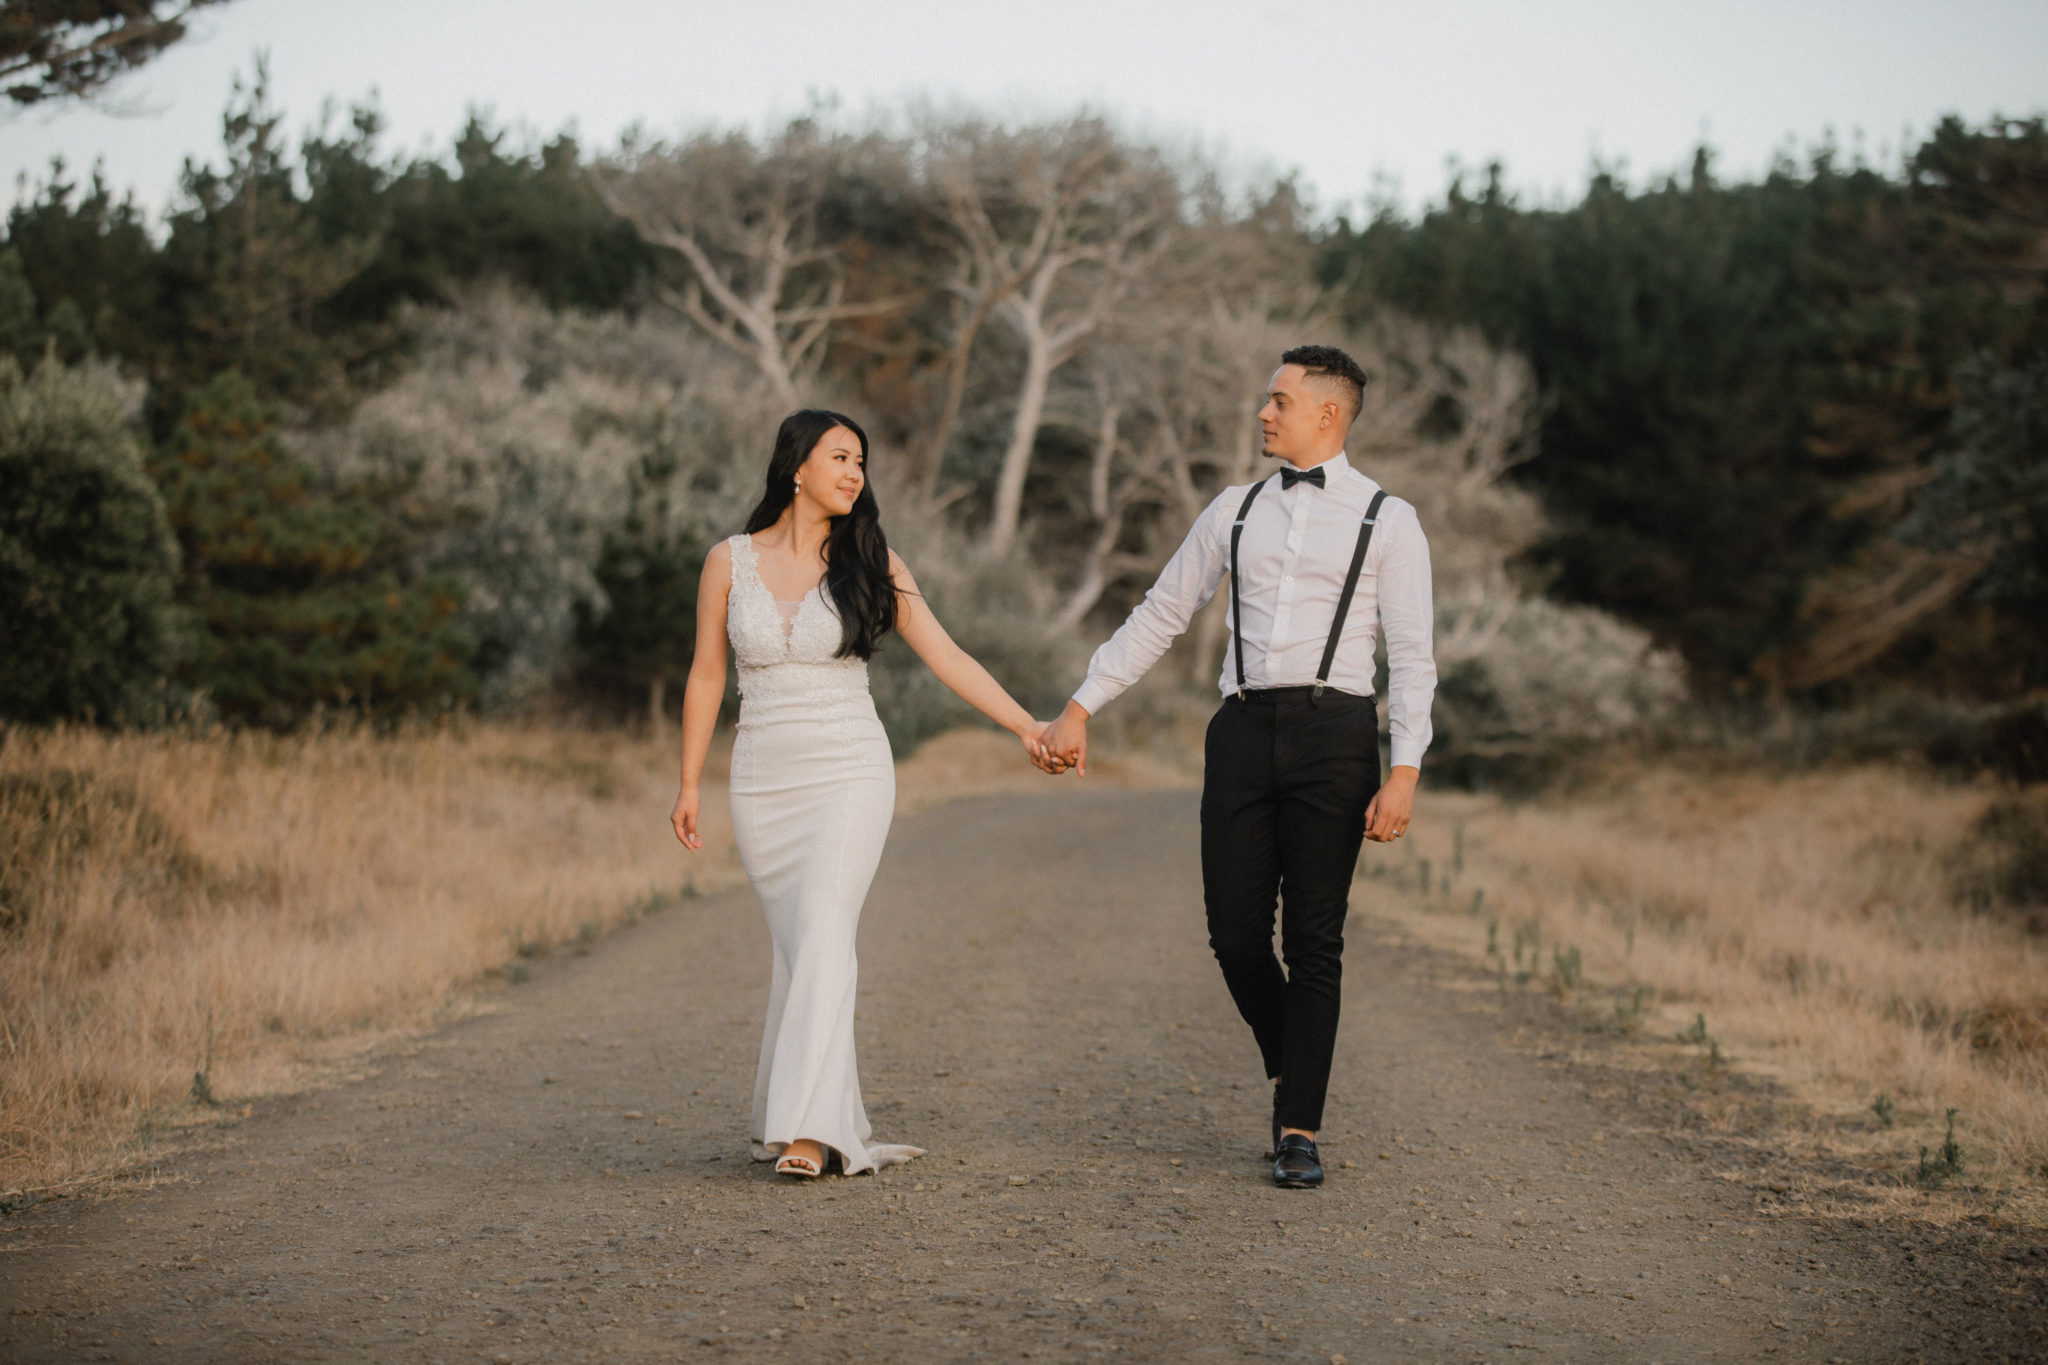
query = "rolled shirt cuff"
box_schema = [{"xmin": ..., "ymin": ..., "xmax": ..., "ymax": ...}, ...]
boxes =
[
  {"xmin": 1070, "ymin": 678, "xmax": 1117, "ymax": 716},
  {"xmin": 1389, "ymin": 738, "xmax": 1426, "ymax": 772}
]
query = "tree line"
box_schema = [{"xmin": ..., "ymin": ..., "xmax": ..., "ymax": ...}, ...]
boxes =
[
  {"xmin": 2, "ymin": 66, "xmax": 2041, "ymax": 747},
  {"xmin": 1327, "ymin": 125, "xmax": 2048, "ymax": 697}
]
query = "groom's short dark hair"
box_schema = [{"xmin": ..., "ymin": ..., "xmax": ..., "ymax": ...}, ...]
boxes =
[{"xmin": 1281, "ymin": 344, "xmax": 1369, "ymax": 426}]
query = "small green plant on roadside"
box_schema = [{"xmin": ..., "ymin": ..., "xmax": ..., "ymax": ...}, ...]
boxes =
[
  {"xmin": 681, "ymin": 876, "xmax": 699, "ymax": 899},
  {"xmin": 1676, "ymin": 1011, "xmax": 1724, "ymax": 1067},
  {"xmin": 1453, "ymin": 822, "xmax": 1465, "ymax": 874},
  {"xmin": 1468, "ymin": 889, "xmax": 1486, "ymax": 918},
  {"xmin": 1417, "ymin": 858, "xmax": 1433, "ymax": 898},
  {"xmin": 505, "ymin": 930, "xmax": 545, "ymax": 980},
  {"xmin": 1550, "ymin": 944, "xmax": 1583, "ymax": 993},
  {"xmin": 1872, "ymin": 1092, "xmax": 1896, "ymax": 1129},
  {"xmin": 190, "ymin": 1014, "xmax": 218, "ymax": 1108},
  {"xmin": 1611, "ymin": 985, "xmax": 1651, "ymax": 1036},
  {"xmin": 1914, "ymin": 1108, "xmax": 1965, "ymax": 1187},
  {"xmin": 1511, "ymin": 918, "xmax": 1541, "ymax": 982}
]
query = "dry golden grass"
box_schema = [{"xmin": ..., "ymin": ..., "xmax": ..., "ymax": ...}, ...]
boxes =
[
  {"xmin": 0, "ymin": 721, "xmax": 1189, "ymax": 1196},
  {"xmin": 0, "ymin": 722, "xmax": 746, "ymax": 1194},
  {"xmin": 10, "ymin": 717, "xmax": 2039, "ymax": 1207},
  {"xmin": 1375, "ymin": 764, "xmax": 2048, "ymax": 1188}
]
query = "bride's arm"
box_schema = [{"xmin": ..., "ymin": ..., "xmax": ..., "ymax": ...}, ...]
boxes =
[
  {"xmin": 889, "ymin": 552, "xmax": 1051, "ymax": 760},
  {"xmin": 672, "ymin": 542, "xmax": 733, "ymax": 850}
]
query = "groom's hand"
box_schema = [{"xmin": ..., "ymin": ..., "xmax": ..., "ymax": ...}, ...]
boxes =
[
  {"xmin": 1023, "ymin": 722, "xmax": 1069, "ymax": 774},
  {"xmin": 1364, "ymin": 766, "xmax": 1418, "ymax": 842},
  {"xmin": 1042, "ymin": 700, "xmax": 1090, "ymax": 778}
]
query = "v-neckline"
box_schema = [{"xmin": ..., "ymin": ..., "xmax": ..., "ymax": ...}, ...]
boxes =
[
  {"xmin": 743, "ymin": 536, "xmax": 824, "ymax": 648},
  {"xmin": 744, "ymin": 535, "xmax": 826, "ymax": 606}
]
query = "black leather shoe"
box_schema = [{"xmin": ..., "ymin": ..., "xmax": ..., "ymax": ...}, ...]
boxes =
[{"xmin": 1273, "ymin": 1133, "xmax": 1323, "ymax": 1188}]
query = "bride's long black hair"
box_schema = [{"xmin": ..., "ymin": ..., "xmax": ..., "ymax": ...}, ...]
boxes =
[{"xmin": 742, "ymin": 409, "xmax": 897, "ymax": 661}]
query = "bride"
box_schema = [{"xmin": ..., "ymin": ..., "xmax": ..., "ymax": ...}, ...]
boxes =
[{"xmin": 670, "ymin": 409, "xmax": 1057, "ymax": 1178}]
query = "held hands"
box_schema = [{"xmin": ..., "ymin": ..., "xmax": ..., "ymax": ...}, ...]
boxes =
[
  {"xmin": 671, "ymin": 787, "xmax": 701, "ymax": 851},
  {"xmin": 1033, "ymin": 700, "xmax": 1089, "ymax": 778},
  {"xmin": 1364, "ymin": 766, "xmax": 1418, "ymax": 842},
  {"xmin": 1026, "ymin": 724, "xmax": 1069, "ymax": 775},
  {"xmin": 1019, "ymin": 723, "xmax": 1060, "ymax": 773}
]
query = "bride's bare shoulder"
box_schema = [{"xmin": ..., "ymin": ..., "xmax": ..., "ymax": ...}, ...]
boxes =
[{"xmin": 701, "ymin": 538, "xmax": 735, "ymax": 581}]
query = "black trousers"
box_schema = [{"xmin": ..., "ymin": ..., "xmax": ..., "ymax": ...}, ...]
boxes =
[{"xmin": 1200, "ymin": 690, "xmax": 1378, "ymax": 1133}]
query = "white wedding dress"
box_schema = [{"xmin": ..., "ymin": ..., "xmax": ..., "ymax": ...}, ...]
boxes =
[{"xmin": 724, "ymin": 533, "xmax": 923, "ymax": 1175}]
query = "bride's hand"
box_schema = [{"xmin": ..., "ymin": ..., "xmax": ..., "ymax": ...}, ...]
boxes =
[{"xmin": 671, "ymin": 787, "xmax": 702, "ymax": 850}]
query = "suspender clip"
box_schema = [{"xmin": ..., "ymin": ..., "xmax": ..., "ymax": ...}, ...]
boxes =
[{"xmin": 1311, "ymin": 680, "xmax": 1325, "ymax": 705}]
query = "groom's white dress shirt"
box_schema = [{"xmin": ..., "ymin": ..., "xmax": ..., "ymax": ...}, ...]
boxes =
[{"xmin": 1071, "ymin": 452, "xmax": 1438, "ymax": 771}]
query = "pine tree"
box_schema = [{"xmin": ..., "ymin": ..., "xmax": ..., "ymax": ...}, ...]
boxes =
[
  {"xmin": 153, "ymin": 372, "xmax": 474, "ymax": 726},
  {"xmin": 4, "ymin": 163, "xmax": 163, "ymax": 368},
  {"xmin": 1, "ymin": 1, "xmax": 233, "ymax": 111},
  {"xmin": 157, "ymin": 59, "xmax": 390, "ymax": 422}
]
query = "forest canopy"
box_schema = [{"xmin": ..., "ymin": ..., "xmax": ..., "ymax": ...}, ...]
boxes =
[{"xmin": 3, "ymin": 69, "xmax": 2042, "ymax": 757}]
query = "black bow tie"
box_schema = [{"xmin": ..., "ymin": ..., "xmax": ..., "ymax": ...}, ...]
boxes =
[{"xmin": 1280, "ymin": 465, "xmax": 1326, "ymax": 490}]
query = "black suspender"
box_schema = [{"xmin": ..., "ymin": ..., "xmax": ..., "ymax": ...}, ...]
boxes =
[
  {"xmin": 1228, "ymin": 478, "xmax": 1270, "ymax": 700},
  {"xmin": 1229, "ymin": 480, "xmax": 1389, "ymax": 704},
  {"xmin": 1316, "ymin": 489, "xmax": 1387, "ymax": 700}
]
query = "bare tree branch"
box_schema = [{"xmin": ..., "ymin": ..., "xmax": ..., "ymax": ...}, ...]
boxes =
[
  {"xmin": 600, "ymin": 126, "xmax": 911, "ymax": 410},
  {"xmin": 922, "ymin": 116, "xmax": 1180, "ymax": 554}
]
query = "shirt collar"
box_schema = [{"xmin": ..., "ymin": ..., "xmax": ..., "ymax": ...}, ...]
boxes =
[{"xmin": 1284, "ymin": 451, "xmax": 1351, "ymax": 482}]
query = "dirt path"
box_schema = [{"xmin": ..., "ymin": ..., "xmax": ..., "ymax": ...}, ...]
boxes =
[{"xmin": 3, "ymin": 789, "xmax": 2043, "ymax": 1362}]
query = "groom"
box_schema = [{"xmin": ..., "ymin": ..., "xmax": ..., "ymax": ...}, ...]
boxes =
[{"xmin": 1041, "ymin": 345, "xmax": 1437, "ymax": 1189}]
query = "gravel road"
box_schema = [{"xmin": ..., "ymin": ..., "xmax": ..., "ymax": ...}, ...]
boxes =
[{"xmin": 3, "ymin": 788, "xmax": 2043, "ymax": 1362}]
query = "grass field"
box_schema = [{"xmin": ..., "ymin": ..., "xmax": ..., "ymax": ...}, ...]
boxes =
[
  {"xmin": 1370, "ymin": 763, "xmax": 2048, "ymax": 1189},
  {"xmin": 3, "ymin": 721, "xmax": 2041, "ymax": 1200},
  {"xmin": 0, "ymin": 723, "xmax": 734, "ymax": 1194},
  {"xmin": 0, "ymin": 722, "xmax": 1188, "ymax": 1196}
]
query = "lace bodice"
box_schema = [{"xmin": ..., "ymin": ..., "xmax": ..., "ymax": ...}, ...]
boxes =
[{"xmin": 726, "ymin": 534, "xmax": 869, "ymax": 702}]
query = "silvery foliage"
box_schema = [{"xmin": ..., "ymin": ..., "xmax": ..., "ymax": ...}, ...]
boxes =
[
  {"xmin": 303, "ymin": 287, "xmax": 777, "ymax": 707},
  {"xmin": 1030, "ymin": 305, "xmax": 1683, "ymax": 753},
  {"xmin": 866, "ymin": 508, "xmax": 1085, "ymax": 750},
  {"xmin": 1350, "ymin": 319, "xmax": 1686, "ymax": 750}
]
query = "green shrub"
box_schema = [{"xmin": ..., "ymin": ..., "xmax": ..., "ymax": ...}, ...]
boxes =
[{"xmin": 0, "ymin": 354, "xmax": 181, "ymax": 724}]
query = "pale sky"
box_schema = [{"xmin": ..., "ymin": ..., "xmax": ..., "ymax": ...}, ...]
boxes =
[{"xmin": 4, "ymin": 0, "xmax": 2045, "ymax": 223}]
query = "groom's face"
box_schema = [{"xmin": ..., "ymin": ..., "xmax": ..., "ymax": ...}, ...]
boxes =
[{"xmin": 1259, "ymin": 364, "xmax": 1327, "ymax": 462}]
